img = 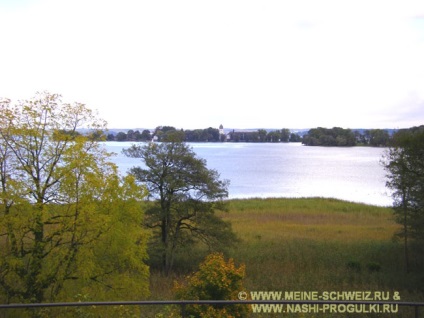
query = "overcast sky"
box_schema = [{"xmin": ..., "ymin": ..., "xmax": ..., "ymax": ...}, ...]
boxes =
[{"xmin": 1, "ymin": 0, "xmax": 424, "ymax": 130}]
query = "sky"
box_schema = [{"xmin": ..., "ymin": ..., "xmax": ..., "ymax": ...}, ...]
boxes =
[{"xmin": 1, "ymin": 0, "xmax": 424, "ymax": 130}]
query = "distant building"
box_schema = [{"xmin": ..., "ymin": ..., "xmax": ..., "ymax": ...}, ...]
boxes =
[{"xmin": 219, "ymin": 124, "xmax": 228, "ymax": 141}]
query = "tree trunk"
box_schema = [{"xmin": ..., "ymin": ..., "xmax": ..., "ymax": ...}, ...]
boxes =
[
  {"xmin": 402, "ymin": 193, "xmax": 410, "ymax": 273},
  {"xmin": 26, "ymin": 205, "xmax": 45, "ymax": 304}
]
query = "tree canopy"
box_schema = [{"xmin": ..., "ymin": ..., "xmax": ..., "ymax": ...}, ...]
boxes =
[
  {"xmin": 107, "ymin": 126, "xmax": 303, "ymax": 143},
  {"xmin": 0, "ymin": 92, "xmax": 150, "ymax": 308},
  {"xmin": 123, "ymin": 140, "xmax": 236, "ymax": 274},
  {"xmin": 383, "ymin": 125, "xmax": 424, "ymax": 272},
  {"xmin": 302, "ymin": 127, "xmax": 357, "ymax": 146}
]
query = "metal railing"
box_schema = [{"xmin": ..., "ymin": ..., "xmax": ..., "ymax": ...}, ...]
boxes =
[{"xmin": 1, "ymin": 299, "xmax": 423, "ymax": 317}]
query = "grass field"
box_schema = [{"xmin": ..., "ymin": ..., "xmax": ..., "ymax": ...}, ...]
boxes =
[
  {"xmin": 6, "ymin": 197, "xmax": 423, "ymax": 317},
  {"xmin": 149, "ymin": 197, "xmax": 424, "ymax": 317}
]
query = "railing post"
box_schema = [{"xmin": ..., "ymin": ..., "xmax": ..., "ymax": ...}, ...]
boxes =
[
  {"xmin": 416, "ymin": 305, "xmax": 419, "ymax": 318},
  {"xmin": 180, "ymin": 303, "xmax": 186, "ymax": 318}
]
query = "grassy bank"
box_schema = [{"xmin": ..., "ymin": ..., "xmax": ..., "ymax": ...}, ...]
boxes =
[
  {"xmin": 224, "ymin": 198, "xmax": 407, "ymax": 289},
  {"xmin": 9, "ymin": 198, "xmax": 422, "ymax": 317},
  {"xmin": 150, "ymin": 197, "xmax": 423, "ymax": 317}
]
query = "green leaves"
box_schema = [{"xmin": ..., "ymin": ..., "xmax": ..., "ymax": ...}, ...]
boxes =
[
  {"xmin": 0, "ymin": 92, "xmax": 150, "ymax": 305},
  {"xmin": 384, "ymin": 125, "xmax": 424, "ymax": 272},
  {"xmin": 124, "ymin": 140, "xmax": 234, "ymax": 274}
]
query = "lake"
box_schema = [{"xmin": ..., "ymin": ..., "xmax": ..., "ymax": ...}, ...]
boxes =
[{"xmin": 101, "ymin": 142, "xmax": 392, "ymax": 207}]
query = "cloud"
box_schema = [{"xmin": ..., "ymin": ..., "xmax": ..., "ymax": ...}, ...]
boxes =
[
  {"xmin": 1, "ymin": 0, "xmax": 424, "ymax": 129},
  {"xmin": 391, "ymin": 93, "xmax": 424, "ymax": 127}
]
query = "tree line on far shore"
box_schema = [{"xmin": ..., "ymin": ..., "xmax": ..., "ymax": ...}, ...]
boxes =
[
  {"xmin": 106, "ymin": 126, "xmax": 301, "ymax": 143},
  {"xmin": 302, "ymin": 127, "xmax": 392, "ymax": 147},
  {"xmin": 106, "ymin": 126, "xmax": 393, "ymax": 147}
]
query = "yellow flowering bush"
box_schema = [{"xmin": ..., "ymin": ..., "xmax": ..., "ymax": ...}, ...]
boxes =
[{"xmin": 174, "ymin": 253, "xmax": 249, "ymax": 318}]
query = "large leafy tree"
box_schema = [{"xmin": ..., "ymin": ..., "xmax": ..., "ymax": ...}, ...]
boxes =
[
  {"xmin": 383, "ymin": 126, "xmax": 424, "ymax": 272},
  {"xmin": 123, "ymin": 135, "xmax": 236, "ymax": 274},
  {"xmin": 0, "ymin": 92, "xmax": 149, "ymax": 307}
]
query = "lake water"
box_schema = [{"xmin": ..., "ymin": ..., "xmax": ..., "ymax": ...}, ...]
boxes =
[{"xmin": 101, "ymin": 142, "xmax": 392, "ymax": 207}]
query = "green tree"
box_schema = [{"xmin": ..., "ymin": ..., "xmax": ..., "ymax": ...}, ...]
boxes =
[
  {"xmin": 163, "ymin": 129, "xmax": 186, "ymax": 142},
  {"xmin": 369, "ymin": 129, "xmax": 390, "ymax": 147},
  {"xmin": 303, "ymin": 127, "xmax": 356, "ymax": 146},
  {"xmin": 185, "ymin": 129, "xmax": 203, "ymax": 142},
  {"xmin": 257, "ymin": 129, "xmax": 267, "ymax": 142},
  {"xmin": 127, "ymin": 129, "xmax": 135, "ymax": 141},
  {"xmin": 289, "ymin": 133, "xmax": 301, "ymax": 142},
  {"xmin": 140, "ymin": 129, "xmax": 152, "ymax": 141},
  {"xmin": 266, "ymin": 130, "xmax": 280, "ymax": 142},
  {"xmin": 0, "ymin": 92, "xmax": 149, "ymax": 309},
  {"xmin": 280, "ymin": 128, "xmax": 290, "ymax": 142},
  {"xmin": 116, "ymin": 131, "xmax": 127, "ymax": 141},
  {"xmin": 123, "ymin": 140, "xmax": 236, "ymax": 274},
  {"xmin": 154, "ymin": 126, "xmax": 178, "ymax": 142},
  {"xmin": 202, "ymin": 127, "xmax": 220, "ymax": 141},
  {"xmin": 383, "ymin": 126, "xmax": 424, "ymax": 272}
]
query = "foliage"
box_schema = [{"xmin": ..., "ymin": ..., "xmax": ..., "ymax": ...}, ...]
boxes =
[
  {"xmin": 383, "ymin": 125, "xmax": 424, "ymax": 272},
  {"xmin": 123, "ymin": 140, "xmax": 236, "ymax": 274},
  {"xmin": 0, "ymin": 92, "xmax": 150, "ymax": 307},
  {"xmin": 174, "ymin": 252, "xmax": 249, "ymax": 318},
  {"xmin": 289, "ymin": 132, "xmax": 302, "ymax": 142},
  {"xmin": 107, "ymin": 129, "xmax": 152, "ymax": 142},
  {"xmin": 148, "ymin": 198, "xmax": 423, "ymax": 317},
  {"xmin": 368, "ymin": 129, "xmax": 390, "ymax": 147},
  {"xmin": 302, "ymin": 127, "xmax": 357, "ymax": 146},
  {"xmin": 108, "ymin": 126, "xmax": 303, "ymax": 143},
  {"xmin": 185, "ymin": 127, "xmax": 221, "ymax": 142},
  {"xmin": 228, "ymin": 128, "xmax": 293, "ymax": 143},
  {"xmin": 148, "ymin": 198, "xmax": 424, "ymax": 316},
  {"xmin": 153, "ymin": 126, "xmax": 182, "ymax": 142},
  {"xmin": 104, "ymin": 126, "xmax": 397, "ymax": 146}
]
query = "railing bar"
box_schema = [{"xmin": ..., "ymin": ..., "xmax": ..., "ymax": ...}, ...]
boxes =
[{"xmin": 1, "ymin": 300, "xmax": 424, "ymax": 309}]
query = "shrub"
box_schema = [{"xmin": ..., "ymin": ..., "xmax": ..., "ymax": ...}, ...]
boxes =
[
  {"xmin": 366, "ymin": 262, "xmax": 382, "ymax": 272},
  {"xmin": 346, "ymin": 260, "xmax": 361, "ymax": 272},
  {"xmin": 174, "ymin": 252, "xmax": 249, "ymax": 318}
]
